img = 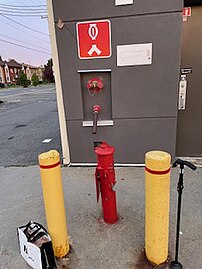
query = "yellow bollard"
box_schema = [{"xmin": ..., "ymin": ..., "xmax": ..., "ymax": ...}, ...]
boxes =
[
  {"xmin": 38, "ymin": 150, "xmax": 69, "ymax": 258},
  {"xmin": 145, "ymin": 150, "xmax": 171, "ymax": 265}
]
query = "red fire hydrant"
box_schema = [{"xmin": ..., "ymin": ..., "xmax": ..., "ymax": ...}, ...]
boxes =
[{"xmin": 94, "ymin": 142, "xmax": 118, "ymax": 224}]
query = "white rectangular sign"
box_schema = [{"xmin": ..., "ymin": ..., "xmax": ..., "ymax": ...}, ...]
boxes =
[
  {"xmin": 115, "ymin": 0, "xmax": 133, "ymax": 6},
  {"xmin": 117, "ymin": 43, "xmax": 152, "ymax": 66}
]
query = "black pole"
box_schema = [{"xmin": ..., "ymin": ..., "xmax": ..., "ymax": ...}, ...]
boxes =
[
  {"xmin": 170, "ymin": 159, "xmax": 196, "ymax": 269},
  {"xmin": 175, "ymin": 169, "xmax": 183, "ymax": 262},
  {"xmin": 170, "ymin": 168, "xmax": 184, "ymax": 269}
]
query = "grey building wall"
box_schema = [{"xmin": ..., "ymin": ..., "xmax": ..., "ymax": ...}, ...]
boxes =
[
  {"xmin": 52, "ymin": 0, "xmax": 182, "ymax": 22},
  {"xmin": 52, "ymin": 1, "xmax": 183, "ymax": 163}
]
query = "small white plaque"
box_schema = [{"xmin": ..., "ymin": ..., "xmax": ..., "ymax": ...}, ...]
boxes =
[
  {"xmin": 115, "ymin": 0, "xmax": 133, "ymax": 6},
  {"xmin": 117, "ymin": 43, "xmax": 152, "ymax": 67}
]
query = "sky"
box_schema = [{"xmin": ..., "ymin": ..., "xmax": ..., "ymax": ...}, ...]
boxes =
[{"xmin": 0, "ymin": 0, "xmax": 51, "ymax": 66}]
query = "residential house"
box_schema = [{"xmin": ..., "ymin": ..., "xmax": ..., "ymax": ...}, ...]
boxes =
[
  {"xmin": 0, "ymin": 56, "xmax": 6, "ymax": 84},
  {"xmin": 0, "ymin": 56, "xmax": 45, "ymax": 85},
  {"xmin": 23, "ymin": 64, "xmax": 44, "ymax": 83},
  {"xmin": 5, "ymin": 59, "xmax": 22, "ymax": 84},
  {"xmin": 38, "ymin": 66, "xmax": 44, "ymax": 82}
]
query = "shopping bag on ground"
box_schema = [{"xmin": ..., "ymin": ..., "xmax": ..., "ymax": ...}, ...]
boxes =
[{"xmin": 17, "ymin": 221, "xmax": 57, "ymax": 269}]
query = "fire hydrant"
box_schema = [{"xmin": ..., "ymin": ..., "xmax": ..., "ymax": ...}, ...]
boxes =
[{"xmin": 94, "ymin": 142, "xmax": 118, "ymax": 224}]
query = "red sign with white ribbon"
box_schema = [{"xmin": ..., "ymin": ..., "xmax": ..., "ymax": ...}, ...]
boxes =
[
  {"xmin": 76, "ymin": 20, "xmax": 111, "ymax": 59},
  {"xmin": 183, "ymin": 7, "xmax": 191, "ymax": 17}
]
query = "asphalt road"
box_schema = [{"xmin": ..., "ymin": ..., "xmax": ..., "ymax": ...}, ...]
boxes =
[{"xmin": 0, "ymin": 85, "xmax": 62, "ymax": 166}]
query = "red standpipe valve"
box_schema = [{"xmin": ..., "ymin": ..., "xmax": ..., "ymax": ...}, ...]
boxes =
[
  {"xmin": 92, "ymin": 105, "xmax": 101, "ymax": 134},
  {"xmin": 94, "ymin": 142, "xmax": 118, "ymax": 224},
  {"xmin": 87, "ymin": 77, "xmax": 104, "ymax": 93}
]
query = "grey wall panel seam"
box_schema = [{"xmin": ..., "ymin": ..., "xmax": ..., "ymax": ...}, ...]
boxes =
[
  {"xmin": 112, "ymin": 117, "xmax": 177, "ymax": 120},
  {"xmin": 66, "ymin": 117, "xmax": 177, "ymax": 122},
  {"xmin": 54, "ymin": 10, "xmax": 182, "ymax": 24}
]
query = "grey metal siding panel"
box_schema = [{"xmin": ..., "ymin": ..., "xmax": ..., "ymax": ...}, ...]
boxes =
[
  {"xmin": 55, "ymin": 13, "xmax": 182, "ymax": 120},
  {"xmin": 67, "ymin": 118, "xmax": 177, "ymax": 163},
  {"xmin": 52, "ymin": 0, "xmax": 183, "ymax": 22},
  {"xmin": 53, "ymin": 2, "xmax": 182, "ymax": 163},
  {"xmin": 176, "ymin": 6, "xmax": 202, "ymax": 156},
  {"xmin": 112, "ymin": 14, "xmax": 182, "ymax": 118}
]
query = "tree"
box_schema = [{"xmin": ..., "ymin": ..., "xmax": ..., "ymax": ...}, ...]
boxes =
[
  {"xmin": 19, "ymin": 72, "xmax": 29, "ymax": 88},
  {"xmin": 43, "ymin": 59, "xmax": 55, "ymax": 83},
  {"xmin": 31, "ymin": 73, "xmax": 39, "ymax": 86}
]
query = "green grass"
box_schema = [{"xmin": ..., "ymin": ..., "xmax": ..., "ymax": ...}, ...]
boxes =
[{"xmin": 7, "ymin": 84, "xmax": 21, "ymax": 89}]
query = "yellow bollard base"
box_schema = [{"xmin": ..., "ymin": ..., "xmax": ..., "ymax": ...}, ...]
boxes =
[
  {"xmin": 54, "ymin": 240, "xmax": 69, "ymax": 258},
  {"xmin": 137, "ymin": 249, "xmax": 169, "ymax": 268},
  {"xmin": 145, "ymin": 250, "xmax": 168, "ymax": 266}
]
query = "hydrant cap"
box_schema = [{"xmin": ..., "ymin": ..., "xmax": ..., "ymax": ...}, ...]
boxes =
[{"xmin": 94, "ymin": 141, "xmax": 115, "ymax": 156}]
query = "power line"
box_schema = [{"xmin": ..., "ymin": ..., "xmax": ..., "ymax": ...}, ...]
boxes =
[
  {"xmin": 0, "ymin": 33, "xmax": 50, "ymax": 51},
  {"xmin": 0, "ymin": 17, "xmax": 50, "ymax": 45},
  {"xmin": 0, "ymin": 7, "xmax": 47, "ymax": 12},
  {"xmin": 0, "ymin": 13, "xmax": 46, "ymax": 17},
  {"xmin": 0, "ymin": 14, "xmax": 49, "ymax": 36},
  {"xmin": 0, "ymin": 3, "xmax": 46, "ymax": 8},
  {"xmin": 0, "ymin": 10, "xmax": 47, "ymax": 14},
  {"xmin": 0, "ymin": 17, "xmax": 50, "ymax": 43},
  {"xmin": 0, "ymin": 4, "xmax": 46, "ymax": 10},
  {"xmin": 0, "ymin": 38, "xmax": 51, "ymax": 55}
]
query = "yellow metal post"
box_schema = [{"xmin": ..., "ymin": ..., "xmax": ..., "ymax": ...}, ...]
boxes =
[
  {"xmin": 145, "ymin": 150, "xmax": 171, "ymax": 265},
  {"xmin": 38, "ymin": 150, "xmax": 69, "ymax": 258}
]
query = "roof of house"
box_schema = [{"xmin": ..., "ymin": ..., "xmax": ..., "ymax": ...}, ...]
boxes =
[
  {"xmin": 0, "ymin": 56, "xmax": 5, "ymax": 67},
  {"xmin": 6, "ymin": 59, "xmax": 22, "ymax": 68},
  {"xmin": 23, "ymin": 63, "xmax": 39, "ymax": 69}
]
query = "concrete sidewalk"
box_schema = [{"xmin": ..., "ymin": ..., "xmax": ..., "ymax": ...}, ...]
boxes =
[{"xmin": 0, "ymin": 166, "xmax": 201, "ymax": 269}]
